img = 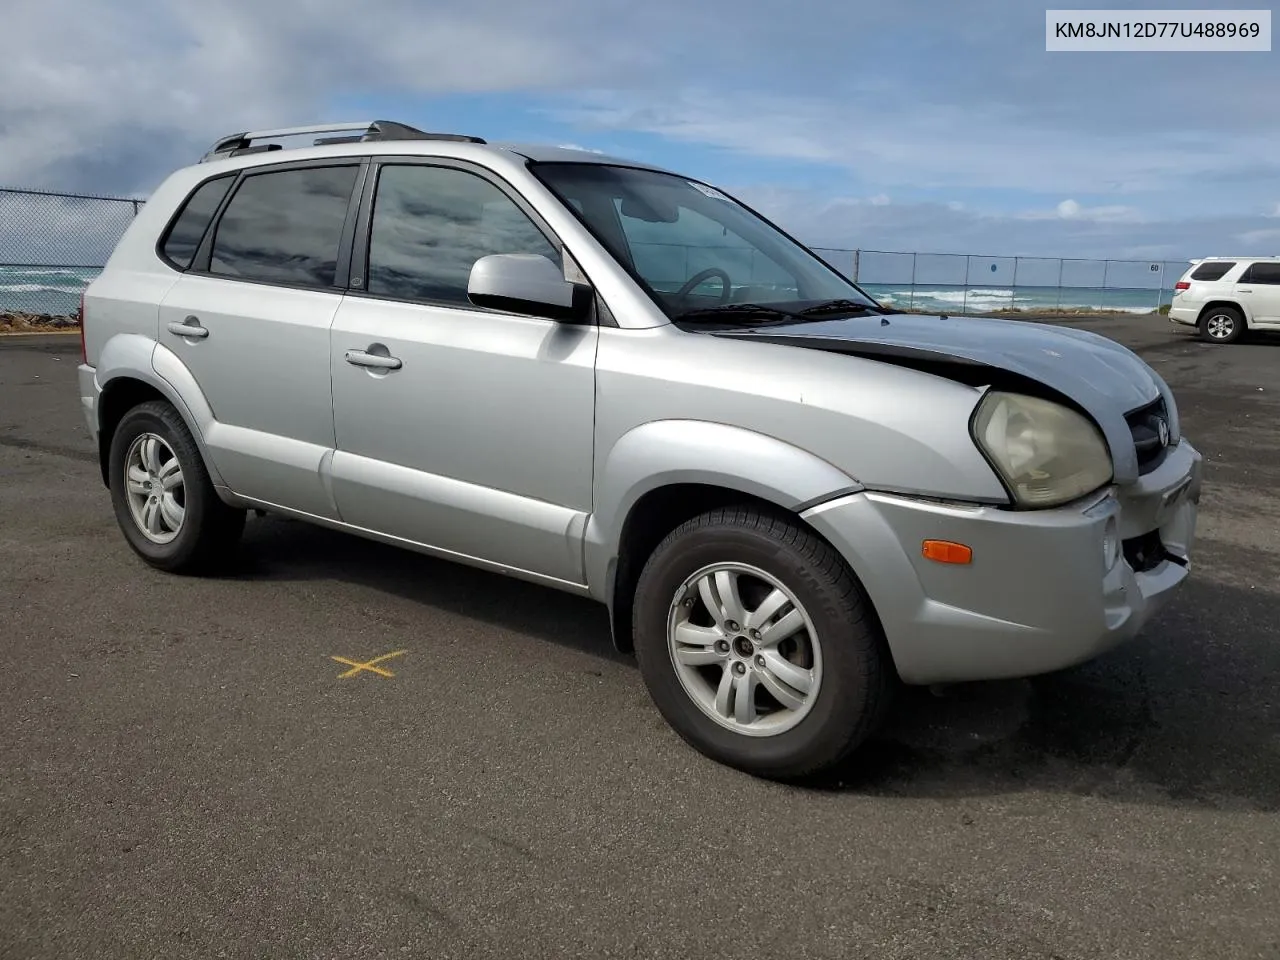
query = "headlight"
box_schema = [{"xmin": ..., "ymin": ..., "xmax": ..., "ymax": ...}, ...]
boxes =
[{"xmin": 972, "ymin": 391, "xmax": 1113, "ymax": 508}]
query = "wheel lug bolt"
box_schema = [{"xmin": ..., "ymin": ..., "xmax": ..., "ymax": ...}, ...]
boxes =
[
  {"xmin": 733, "ymin": 662, "xmax": 746, "ymax": 675},
  {"xmin": 715, "ymin": 640, "xmax": 730, "ymax": 653},
  {"xmin": 725, "ymin": 620, "xmax": 740, "ymax": 632},
  {"xmin": 755, "ymin": 655, "xmax": 765, "ymax": 668},
  {"xmin": 750, "ymin": 629, "xmax": 761, "ymax": 640}
]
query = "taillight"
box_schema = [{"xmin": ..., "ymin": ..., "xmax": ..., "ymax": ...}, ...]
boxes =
[
  {"xmin": 1174, "ymin": 281, "xmax": 1190, "ymax": 291},
  {"xmin": 79, "ymin": 292, "xmax": 87, "ymax": 363}
]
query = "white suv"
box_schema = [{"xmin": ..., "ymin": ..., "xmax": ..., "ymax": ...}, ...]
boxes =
[{"xmin": 1169, "ymin": 256, "xmax": 1280, "ymax": 343}]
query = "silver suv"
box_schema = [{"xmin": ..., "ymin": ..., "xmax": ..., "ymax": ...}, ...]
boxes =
[{"xmin": 78, "ymin": 120, "xmax": 1204, "ymax": 779}]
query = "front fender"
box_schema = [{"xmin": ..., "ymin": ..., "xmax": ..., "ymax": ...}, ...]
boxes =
[
  {"xmin": 96, "ymin": 334, "xmax": 226, "ymax": 488},
  {"xmin": 582, "ymin": 419, "xmax": 862, "ymax": 601}
]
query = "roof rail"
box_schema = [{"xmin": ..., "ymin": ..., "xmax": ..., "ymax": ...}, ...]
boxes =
[{"xmin": 199, "ymin": 120, "xmax": 486, "ymax": 162}]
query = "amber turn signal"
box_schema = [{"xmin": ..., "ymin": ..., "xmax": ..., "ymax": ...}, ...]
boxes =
[{"xmin": 922, "ymin": 540, "xmax": 973, "ymax": 564}]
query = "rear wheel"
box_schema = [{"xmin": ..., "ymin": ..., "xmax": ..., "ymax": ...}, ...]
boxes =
[
  {"xmin": 108, "ymin": 400, "xmax": 245, "ymax": 573},
  {"xmin": 632, "ymin": 506, "xmax": 892, "ymax": 780},
  {"xmin": 1199, "ymin": 305, "xmax": 1245, "ymax": 344}
]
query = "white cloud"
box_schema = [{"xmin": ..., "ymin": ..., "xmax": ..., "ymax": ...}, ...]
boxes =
[
  {"xmin": 730, "ymin": 182, "xmax": 1279, "ymax": 262},
  {"xmin": 3, "ymin": 0, "xmax": 1279, "ymax": 261},
  {"xmin": 0, "ymin": 0, "xmax": 659, "ymax": 193},
  {"xmin": 1234, "ymin": 228, "xmax": 1280, "ymax": 248},
  {"xmin": 552, "ymin": 89, "xmax": 1280, "ymax": 200},
  {"xmin": 1015, "ymin": 199, "xmax": 1143, "ymax": 223}
]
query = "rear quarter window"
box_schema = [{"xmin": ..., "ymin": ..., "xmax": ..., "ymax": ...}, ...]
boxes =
[
  {"xmin": 1190, "ymin": 262, "xmax": 1235, "ymax": 281},
  {"xmin": 158, "ymin": 175, "xmax": 236, "ymax": 269}
]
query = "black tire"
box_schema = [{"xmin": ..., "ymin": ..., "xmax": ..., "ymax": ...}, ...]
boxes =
[
  {"xmin": 108, "ymin": 400, "xmax": 246, "ymax": 573},
  {"xmin": 632, "ymin": 505, "xmax": 893, "ymax": 780},
  {"xmin": 1199, "ymin": 305, "xmax": 1246, "ymax": 344}
]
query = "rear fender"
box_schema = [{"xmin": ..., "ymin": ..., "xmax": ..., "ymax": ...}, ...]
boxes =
[
  {"xmin": 95, "ymin": 334, "xmax": 226, "ymax": 488},
  {"xmin": 1199, "ymin": 298, "xmax": 1252, "ymax": 325}
]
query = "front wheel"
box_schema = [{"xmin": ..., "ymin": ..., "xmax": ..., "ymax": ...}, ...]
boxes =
[
  {"xmin": 108, "ymin": 400, "xmax": 246, "ymax": 573},
  {"xmin": 1199, "ymin": 305, "xmax": 1245, "ymax": 344},
  {"xmin": 632, "ymin": 506, "xmax": 893, "ymax": 780}
]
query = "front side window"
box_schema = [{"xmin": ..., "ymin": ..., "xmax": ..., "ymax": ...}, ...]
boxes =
[
  {"xmin": 531, "ymin": 162, "xmax": 879, "ymax": 318},
  {"xmin": 1241, "ymin": 262, "xmax": 1280, "ymax": 285},
  {"xmin": 365, "ymin": 164, "xmax": 561, "ymax": 305},
  {"xmin": 208, "ymin": 165, "xmax": 359, "ymax": 289}
]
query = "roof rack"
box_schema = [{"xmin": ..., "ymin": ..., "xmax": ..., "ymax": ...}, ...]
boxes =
[
  {"xmin": 1197, "ymin": 255, "xmax": 1280, "ymax": 261},
  {"xmin": 200, "ymin": 120, "xmax": 486, "ymax": 162}
]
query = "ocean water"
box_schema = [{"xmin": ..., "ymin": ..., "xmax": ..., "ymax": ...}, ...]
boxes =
[
  {"xmin": 1, "ymin": 266, "xmax": 1172, "ymax": 318},
  {"xmin": 0, "ymin": 266, "xmax": 100, "ymax": 316},
  {"xmin": 859, "ymin": 283, "xmax": 1170, "ymax": 315}
]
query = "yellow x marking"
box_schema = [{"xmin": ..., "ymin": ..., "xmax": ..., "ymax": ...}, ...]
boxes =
[{"xmin": 330, "ymin": 649, "xmax": 408, "ymax": 679}]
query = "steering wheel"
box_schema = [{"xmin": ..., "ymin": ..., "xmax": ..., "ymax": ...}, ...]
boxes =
[{"xmin": 673, "ymin": 267, "xmax": 733, "ymax": 307}]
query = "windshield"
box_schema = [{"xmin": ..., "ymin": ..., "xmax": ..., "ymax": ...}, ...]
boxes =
[{"xmin": 529, "ymin": 162, "xmax": 881, "ymax": 320}]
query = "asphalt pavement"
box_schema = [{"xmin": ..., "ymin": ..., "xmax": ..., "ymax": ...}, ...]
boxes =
[{"xmin": 1, "ymin": 317, "xmax": 1278, "ymax": 959}]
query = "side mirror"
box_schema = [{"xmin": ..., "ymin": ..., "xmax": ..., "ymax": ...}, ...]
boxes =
[{"xmin": 467, "ymin": 253, "xmax": 592, "ymax": 323}]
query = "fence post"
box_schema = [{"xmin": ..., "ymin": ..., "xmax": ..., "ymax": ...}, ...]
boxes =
[
  {"xmin": 962, "ymin": 256, "xmax": 970, "ymax": 314},
  {"xmin": 131, "ymin": 200, "xmax": 140, "ymax": 217},
  {"xmin": 909, "ymin": 253, "xmax": 917, "ymax": 311},
  {"xmin": 1154, "ymin": 261, "xmax": 1165, "ymax": 314},
  {"xmin": 1056, "ymin": 259, "xmax": 1064, "ymax": 312},
  {"xmin": 1010, "ymin": 257, "xmax": 1019, "ymax": 312},
  {"xmin": 1101, "ymin": 259, "xmax": 1109, "ymax": 313},
  {"xmin": 852, "ymin": 249, "xmax": 860, "ymax": 283}
]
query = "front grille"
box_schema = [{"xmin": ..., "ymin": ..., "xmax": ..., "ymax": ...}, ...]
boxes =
[{"xmin": 1125, "ymin": 396, "xmax": 1172, "ymax": 475}]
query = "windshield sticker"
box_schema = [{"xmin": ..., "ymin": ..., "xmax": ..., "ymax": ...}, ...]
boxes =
[{"xmin": 688, "ymin": 181, "xmax": 730, "ymax": 201}]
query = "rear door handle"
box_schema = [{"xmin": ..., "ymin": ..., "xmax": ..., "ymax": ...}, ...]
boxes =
[
  {"xmin": 345, "ymin": 349, "xmax": 402, "ymax": 370},
  {"xmin": 1238, "ymin": 288, "xmax": 1253, "ymax": 293},
  {"xmin": 167, "ymin": 317, "xmax": 209, "ymax": 339}
]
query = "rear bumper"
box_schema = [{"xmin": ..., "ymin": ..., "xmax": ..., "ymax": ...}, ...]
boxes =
[
  {"xmin": 801, "ymin": 439, "xmax": 1203, "ymax": 685},
  {"xmin": 1168, "ymin": 304, "xmax": 1199, "ymax": 327},
  {"xmin": 78, "ymin": 363, "xmax": 99, "ymax": 442}
]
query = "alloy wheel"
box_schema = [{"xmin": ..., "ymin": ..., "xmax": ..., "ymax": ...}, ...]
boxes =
[
  {"xmin": 666, "ymin": 561, "xmax": 823, "ymax": 737},
  {"xmin": 123, "ymin": 433, "xmax": 186, "ymax": 544}
]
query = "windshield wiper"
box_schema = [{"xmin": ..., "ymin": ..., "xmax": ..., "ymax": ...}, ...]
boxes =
[
  {"xmin": 795, "ymin": 299, "xmax": 879, "ymax": 317},
  {"xmin": 675, "ymin": 303, "xmax": 803, "ymax": 324}
]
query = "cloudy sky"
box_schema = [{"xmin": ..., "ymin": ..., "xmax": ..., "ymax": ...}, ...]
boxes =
[{"xmin": 2, "ymin": 0, "xmax": 1278, "ymax": 259}]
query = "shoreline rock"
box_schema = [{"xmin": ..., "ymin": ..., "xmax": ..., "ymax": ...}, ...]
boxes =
[{"xmin": 0, "ymin": 311, "xmax": 81, "ymax": 333}]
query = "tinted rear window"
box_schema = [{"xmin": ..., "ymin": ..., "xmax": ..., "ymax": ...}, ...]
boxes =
[
  {"xmin": 160, "ymin": 175, "xmax": 235, "ymax": 269},
  {"xmin": 1241, "ymin": 262, "xmax": 1280, "ymax": 284},
  {"xmin": 1190, "ymin": 262, "xmax": 1234, "ymax": 281},
  {"xmin": 208, "ymin": 165, "xmax": 359, "ymax": 289}
]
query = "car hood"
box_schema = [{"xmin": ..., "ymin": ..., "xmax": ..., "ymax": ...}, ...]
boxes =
[{"xmin": 713, "ymin": 311, "xmax": 1178, "ymax": 484}]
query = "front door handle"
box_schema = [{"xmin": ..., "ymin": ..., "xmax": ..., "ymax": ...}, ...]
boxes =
[
  {"xmin": 167, "ymin": 317, "xmax": 209, "ymax": 339},
  {"xmin": 345, "ymin": 349, "xmax": 402, "ymax": 370},
  {"xmin": 1238, "ymin": 288, "xmax": 1253, "ymax": 293}
]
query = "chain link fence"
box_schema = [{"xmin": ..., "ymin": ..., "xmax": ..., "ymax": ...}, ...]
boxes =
[
  {"xmin": 1, "ymin": 187, "xmax": 144, "ymax": 322},
  {"xmin": 2, "ymin": 186, "xmax": 1190, "ymax": 323},
  {"xmin": 812, "ymin": 247, "xmax": 1191, "ymax": 317}
]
